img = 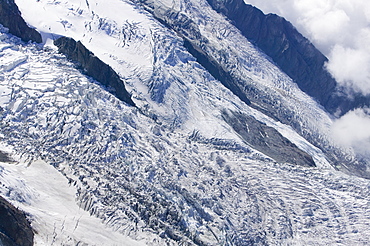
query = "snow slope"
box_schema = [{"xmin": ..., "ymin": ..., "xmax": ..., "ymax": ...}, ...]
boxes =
[
  {"xmin": 14, "ymin": 0, "xmax": 356, "ymax": 172},
  {"xmin": 0, "ymin": 0, "xmax": 368, "ymax": 245},
  {"xmin": 0, "ymin": 147, "xmax": 145, "ymax": 246}
]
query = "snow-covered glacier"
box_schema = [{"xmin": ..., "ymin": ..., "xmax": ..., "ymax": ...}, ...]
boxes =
[{"xmin": 0, "ymin": 0, "xmax": 369, "ymax": 245}]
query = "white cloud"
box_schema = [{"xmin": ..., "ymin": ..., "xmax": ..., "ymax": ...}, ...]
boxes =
[
  {"xmin": 326, "ymin": 44, "xmax": 370, "ymax": 94},
  {"xmin": 331, "ymin": 108, "xmax": 370, "ymax": 156},
  {"xmin": 244, "ymin": 0, "xmax": 370, "ymax": 96}
]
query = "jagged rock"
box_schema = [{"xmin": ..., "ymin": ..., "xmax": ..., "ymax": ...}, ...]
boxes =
[
  {"xmin": 183, "ymin": 38, "xmax": 251, "ymax": 106},
  {"xmin": 0, "ymin": 196, "xmax": 34, "ymax": 246},
  {"xmin": 54, "ymin": 37, "xmax": 135, "ymax": 106},
  {"xmin": 0, "ymin": 151, "xmax": 14, "ymax": 163},
  {"xmin": 222, "ymin": 110, "xmax": 316, "ymax": 167},
  {"xmin": 0, "ymin": 0, "xmax": 42, "ymax": 43},
  {"xmin": 206, "ymin": 0, "xmax": 370, "ymax": 115}
]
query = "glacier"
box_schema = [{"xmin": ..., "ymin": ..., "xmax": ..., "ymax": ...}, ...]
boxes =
[{"xmin": 0, "ymin": 0, "xmax": 369, "ymax": 245}]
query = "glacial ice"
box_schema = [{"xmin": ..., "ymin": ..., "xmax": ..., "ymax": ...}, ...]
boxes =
[{"xmin": 0, "ymin": 0, "xmax": 368, "ymax": 245}]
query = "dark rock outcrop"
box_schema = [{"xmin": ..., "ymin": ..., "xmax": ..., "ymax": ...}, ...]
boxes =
[
  {"xmin": 0, "ymin": 0, "xmax": 42, "ymax": 43},
  {"xmin": 206, "ymin": 0, "xmax": 370, "ymax": 115},
  {"xmin": 222, "ymin": 110, "xmax": 316, "ymax": 167},
  {"xmin": 183, "ymin": 38, "xmax": 251, "ymax": 106},
  {"xmin": 54, "ymin": 37, "xmax": 135, "ymax": 106},
  {"xmin": 0, "ymin": 196, "xmax": 34, "ymax": 246},
  {"xmin": 0, "ymin": 151, "xmax": 14, "ymax": 163}
]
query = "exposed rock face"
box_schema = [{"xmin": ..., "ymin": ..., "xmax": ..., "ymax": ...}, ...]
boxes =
[
  {"xmin": 0, "ymin": 196, "xmax": 34, "ymax": 246},
  {"xmin": 206, "ymin": 0, "xmax": 370, "ymax": 115},
  {"xmin": 54, "ymin": 37, "xmax": 135, "ymax": 107},
  {"xmin": 0, "ymin": 0, "xmax": 42, "ymax": 43},
  {"xmin": 183, "ymin": 38, "xmax": 251, "ymax": 106},
  {"xmin": 222, "ymin": 110, "xmax": 316, "ymax": 167},
  {"xmin": 0, "ymin": 151, "xmax": 14, "ymax": 163}
]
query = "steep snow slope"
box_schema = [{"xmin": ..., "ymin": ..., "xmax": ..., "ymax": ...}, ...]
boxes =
[
  {"xmin": 13, "ymin": 0, "xmax": 333, "ymax": 161},
  {"xmin": 131, "ymin": 0, "xmax": 367, "ymax": 176},
  {"xmin": 15, "ymin": 0, "xmax": 365, "ymax": 176},
  {"xmin": 0, "ymin": 32, "xmax": 148, "ymax": 246},
  {"xmin": 0, "ymin": 0, "xmax": 368, "ymax": 245},
  {"xmin": 0, "ymin": 147, "xmax": 145, "ymax": 246}
]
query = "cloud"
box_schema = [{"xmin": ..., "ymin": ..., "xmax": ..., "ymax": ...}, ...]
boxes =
[
  {"xmin": 326, "ymin": 43, "xmax": 370, "ymax": 94},
  {"xmin": 244, "ymin": 0, "xmax": 370, "ymax": 96},
  {"xmin": 331, "ymin": 108, "xmax": 370, "ymax": 157}
]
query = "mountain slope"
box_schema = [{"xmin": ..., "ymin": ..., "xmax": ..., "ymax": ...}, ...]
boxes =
[
  {"xmin": 206, "ymin": 0, "xmax": 370, "ymax": 116},
  {"xmin": 0, "ymin": 195, "xmax": 33, "ymax": 246},
  {"xmin": 131, "ymin": 0, "xmax": 367, "ymax": 177},
  {"xmin": 53, "ymin": 36, "xmax": 135, "ymax": 106},
  {"xmin": 0, "ymin": 0, "xmax": 41, "ymax": 43},
  {"xmin": 0, "ymin": 0, "xmax": 369, "ymax": 245}
]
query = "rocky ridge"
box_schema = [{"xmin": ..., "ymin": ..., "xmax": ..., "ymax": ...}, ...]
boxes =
[
  {"xmin": 0, "ymin": 0, "xmax": 42, "ymax": 43},
  {"xmin": 206, "ymin": 0, "xmax": 370, "ymax": 115},
  {"xmin": 0, "ymin": 195, "xmax": 34, "ymax": 246},
  {"xmin": 54, "ymin": 36, "xmax": 135, "ymax": 107},
  {"xmin": 222, "ymin": 110, "xmax": 316, "ymax": 167}
]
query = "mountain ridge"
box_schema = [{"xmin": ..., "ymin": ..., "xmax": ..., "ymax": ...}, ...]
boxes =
[
  {"xmin": 0, "ymin": 0, "xmax": 41, "ymax": 43},
  {"xmin": 206, "ymin": 0, "xmax": 370, "ymax": 116},
  {"xmin": 134, "ymin": 0, "xmax": 369, "ymax": 178},
  {"xmin": 54, "ymin": 36, "xmax": 136, "ymax": 106},
  {"xmin": 0, "ymin": 195, "xmax": 34, "ymax": 246}
]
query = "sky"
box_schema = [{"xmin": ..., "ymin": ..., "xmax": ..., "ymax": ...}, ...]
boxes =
[{"xmin": 243, "ymin": 0, "xmax": 370, "ymax": 158}]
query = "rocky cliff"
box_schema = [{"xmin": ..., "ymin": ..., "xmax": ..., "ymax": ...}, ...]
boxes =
[
  {"xmin": 0, "ymin": 151, "xmax": 14, "ymax": 163},
  {"xmin": 0, "ymin": 196, "xmax": 34, "ymax": 246},
  {"xmin": 183, "ymin": 38, "xmax": 251, "ymax": 106},
  {"xmin": 0, "ymin": 0, "xmax": 42, "ymax": 43},
  {"xmin": 54, "ymin": 37, "xmax": 135, "ymax": 107},
  {"xmin": 206, "ymin": 0, "xmax": 370, "ymax": 115},
  {"xmin": 222, "ymin": 110, "xmax": 316, "ymax": 167}
]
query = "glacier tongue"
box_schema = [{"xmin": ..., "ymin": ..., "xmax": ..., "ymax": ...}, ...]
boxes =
[{"xmin": 0, "ymin": 0, "xmax": 369, "ymax": 245}]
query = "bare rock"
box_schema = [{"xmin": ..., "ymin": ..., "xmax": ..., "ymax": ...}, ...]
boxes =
[
  {"xmin": 54, "ymin": 36, "xmax": 135, "ymax": 107},
  {"xmin": 0, "ymin": 0, "xmax": 42, "ymax": 43},
  {"xmin": 0, "ymin": 196, "xmax": 34, "ymax": 246}
]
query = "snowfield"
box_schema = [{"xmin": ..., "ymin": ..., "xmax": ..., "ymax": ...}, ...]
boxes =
[
  {"xmin": 0, "ymin": 153, "xmax": 146, "ymax": 246},
  {"xmin": 0, "ymin": 0, "xmax": 368, "ymax": 245}
]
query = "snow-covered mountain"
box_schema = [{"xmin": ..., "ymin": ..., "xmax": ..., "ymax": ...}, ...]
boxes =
[{"xmin": 0, "ymin": 0, "xmax": 369, "ymax": 245}]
